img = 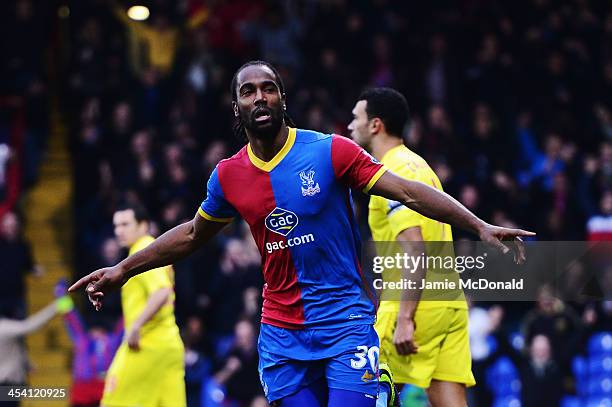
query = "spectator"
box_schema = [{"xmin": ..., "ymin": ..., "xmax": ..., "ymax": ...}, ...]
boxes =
[
  {"xmin": 0, "ymin": 295, "xmax": 73, "ymax": 407},
  {"xmin": 519, "ymin": 335, "xmax": 564, "ymax": 407},
  {"xmin": 0, "ymin": 212, "xmax": 42, "ymax": 319},
  {"xmin": 213, "ymin": 319, "xmax": 262, "ymax": 405},
  {"xmin": 522, "ymin": 285, "xmax": 583, "ymax": 393}
]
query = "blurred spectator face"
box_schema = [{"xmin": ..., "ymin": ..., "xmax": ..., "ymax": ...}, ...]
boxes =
[
  {"xmin": 602, "ymin": 142, "xmax": 612, "ymax": 163},
  {"xmin": 601, "ymin": 191, "xmax": 612, "ymax": 215},
  {"xmin": 474, "ymin": 104, "xmax": 493, "ymax": 138},
  {"xmin": 165, "ymin": 144, "xmax": 183, "ymax": 165},
  {"xmin": 227, "ymin": 239, "xmax": 246, "ymax": 264},
  {"xmin": 162, "ymin": 200, "xmax": 185, "ymax": 225},
  {"xmin": 233, "ymin": 64, "xmax": 286, "ymax": 140},
  {"xmin": 131, "ymin": 131, "xmax": 152, "ymax": 159},
  {"xmin": 80, "ymin": 125, "xmax": 99, "ymax": 145},
  {"xmin": 81, "ymin": 98, "xmax": 101, "ymax": 124},
  {"xmin": 220, "ymin": 239, "xmax": 251, "ymax": 274},
  {"xmin": 406, "ymin": 117, "xmax": 423, "ymax": 148},
  {"xmin": 250, "ymin": 396, "xmax": 269, "ymax": 407},
  {"xmin": 183, "ymin": 316, "xmax": 203, "ymax": 347},
  {"xmin": 373, "ymin": 35, "xmax": 391, "ymax": 62},
  {"xmin": 432, "ymin": 161, "xmax": 452, "ymax": 184},
  {"xmin": 545, "ymin": 134, "xmax": 562, "ymax": 159},
  {"xmin": 173, "ymin": 122, "xmax": 192, "ymax": 142},
  {"xmin": 203, "ymin": 141, "xmax": 228, "ymax": 169},
  {"xmin": 81, "ymin": 19, "xmax": 102, "ymax": 46},
  {"xmin": 530, "ymin": 334, "xmax": 552, "ymax": 365},
  {"xmin": 243, "ymin": 287, "xmax": 260, "ymax": 317},
  {"xmin": 321, "ymin": 49, "xmax": 338, "ymax": 69},
  {"xmin": 169, "ymin": 163, "xmax": 188, "ymax": 184},
  {"xmin": 235, "ymin": 320, "xmax": 255, "ymax": 351},
  {"xmin": 346, "ymin": 12, "xmax": 363, "ymax": 32},
  {"xmin": 479, "ymin": 35, "xmax": 499, "ymax": 62},
  {"xmin": 113, "ymin": 209, "xmax": 148, "ymax": 248},
  {"xmin": 101, "ymin": 238, "xmax": 121, "ymax": 265},
  {"xmin": 348, "ymin": 100, "xmax": 374, "ymax": 148},
  {"xmin": 113, "ymin": 102, "xmax": 132, "ymax": 133},
  {"xmin": 142, "ymin": 68, "xmax": 160, "ymax": 87},
  {"xmin": 536, "ymin": 285, "xmax": 558, "ymax": 314},
  {"xmin": 428, "ymin": 105, "xmax": 449, "ymax": 131},
  {"xmin": 306, "ymin": 105, "xmax": 326, "ymax": 131},
  {"xmin": 547, "ymin": 52, "xmax": 565, "ymax": 75},
  {"xmin": 552, "ymin": 172, "xmax": 567, "ymax": 193},
  {"xmin": 15, "ymin": 0, "xmax": 32, "ymax": 20},
  {"xmin": 0, "ymin": 212, "xmax": 20, "ymax": 241},
  {"xmin": 430, "ymin": 33, "xmax": 446, "ymax": 57},
  {"xmin": 459, "ymin": 185, "xmax": 479, "ymax": 210}
]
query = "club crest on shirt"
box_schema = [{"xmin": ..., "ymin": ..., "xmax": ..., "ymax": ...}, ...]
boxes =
[
  {"xmin": 265, "ymin": 207, "xmax": 299, "ymax": 236},
  {"xmin": 361, "ymin": 370, "xmax": 375, "ymax": 382},
  {"xmin": 299, "ymin": 170, "xmax": 320, "ymax": 197}
]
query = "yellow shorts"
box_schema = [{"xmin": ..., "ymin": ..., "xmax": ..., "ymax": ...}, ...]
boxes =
[
  {"xmin": 375, "ymin": 307, "xmax": 476, "ymax": 388},
  {"xmin": 101, "ymin": 343, "xmax": 186, "ymax": 407}
]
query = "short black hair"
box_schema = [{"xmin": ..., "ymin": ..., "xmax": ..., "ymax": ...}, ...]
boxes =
[
  {"xmin": 230, "ymin": 60, "xmax": 296, "ymax": 142},
  {"xmin": 114, "ymin": 202, "xmax": 150, "ymax": 224},
  {"xmin": 358, "ymin": 87, "xmax": 409, "ymax": 137}
]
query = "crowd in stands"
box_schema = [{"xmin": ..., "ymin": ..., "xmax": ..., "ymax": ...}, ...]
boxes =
[{"xmin": 1, "ymin": 0, "xmax": 611, "ymax": 406}]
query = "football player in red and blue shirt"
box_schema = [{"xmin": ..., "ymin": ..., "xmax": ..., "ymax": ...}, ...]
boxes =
[{"xmin": 71, "ymin": 61, "xmax": 535, "ymax": 407}]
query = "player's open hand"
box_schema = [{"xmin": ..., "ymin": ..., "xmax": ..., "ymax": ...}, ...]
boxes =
[
  {"xmin": 393, "ymin": 317, "xmax": 418, "ymax": 355},
  {"xmin": 478, "ymin": 224, "xmax": 536, "ymax": 264},
  {"xmin": 68, "ymin": 266, "xmax": 126, "ymax": 311}
]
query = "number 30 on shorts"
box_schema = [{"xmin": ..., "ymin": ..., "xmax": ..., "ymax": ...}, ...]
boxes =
[{"xmin": 350, "ymin": 345, "xmax": 379, "ymax": 371}]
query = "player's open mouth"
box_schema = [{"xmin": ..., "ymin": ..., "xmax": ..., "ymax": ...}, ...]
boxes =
[{"xmin": 253, "ymin": 109, "xmax": 272, "ymax": 123}]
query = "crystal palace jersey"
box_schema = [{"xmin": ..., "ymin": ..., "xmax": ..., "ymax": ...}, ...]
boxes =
[{"xmin": 199, "ymin": 128, "xmax": 387, "ymax": 329}]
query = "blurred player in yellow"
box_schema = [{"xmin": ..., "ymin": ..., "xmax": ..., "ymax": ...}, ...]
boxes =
[
  {"xmin": 101, "ymin": 203, "xmax": 185, "ymax": 407},
  {"xmin": 350, "ymin": 88, "xmax": 475, "ymax": 407}
]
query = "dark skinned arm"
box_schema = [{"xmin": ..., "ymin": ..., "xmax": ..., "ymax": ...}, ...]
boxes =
[
  {"xmin": 68, "ymin": 213, "xmax": 228, "ymax": 310},
  {"xmin": 369, "ymin": 171, "xmax": 534, "ymax": 259}
]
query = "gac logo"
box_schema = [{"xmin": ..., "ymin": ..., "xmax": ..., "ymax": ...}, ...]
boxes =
[{"xmin": 265, "ymin": 207, "xmax": 298, "ymax": 236}]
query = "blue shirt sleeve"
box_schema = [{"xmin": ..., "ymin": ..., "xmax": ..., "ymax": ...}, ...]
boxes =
[{"xmin": 198, "ymin": 166, "xmax": 238, "ymax": 222}]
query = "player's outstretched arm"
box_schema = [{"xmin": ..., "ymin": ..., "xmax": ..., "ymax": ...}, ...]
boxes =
[
  {"xmin": 68, "ymin": 213, "xmax": 227, "ymax": 309},
  {"xmin": 369, "ymin": 171, "xmax": 535, "ymax": 261}
]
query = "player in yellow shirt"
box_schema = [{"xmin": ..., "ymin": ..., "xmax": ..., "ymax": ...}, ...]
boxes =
[
  {"xmin": 101, "ymin": 203, "xmax": 186, "ymax": 407},
  {"xmin": 349, "ymin": 88, "xmax": 475, "ymax": 407}
]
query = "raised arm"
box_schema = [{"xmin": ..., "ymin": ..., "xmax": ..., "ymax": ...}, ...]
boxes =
[
  {"xmin": 369, "ymin": 171, "xmax": 535, "ymax": 258},
  {"xmin": 68, "ymin": 213, "xmax": 228, "ymax": 309}
]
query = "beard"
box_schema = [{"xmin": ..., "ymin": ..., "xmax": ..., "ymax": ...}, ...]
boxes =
[{"xmin": 240, "ymin": 105, "xmax": 284, "ymax": 140}]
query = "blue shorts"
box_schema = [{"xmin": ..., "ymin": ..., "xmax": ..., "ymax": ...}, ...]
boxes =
[{"xmin": 258, "ymin": 323, "xmax": 380, "ymax": 402}]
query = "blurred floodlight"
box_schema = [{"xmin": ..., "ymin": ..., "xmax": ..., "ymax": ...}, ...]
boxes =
[{"xmin": 127, "ymin": 5, "xmax": 150, "ymax": 21}]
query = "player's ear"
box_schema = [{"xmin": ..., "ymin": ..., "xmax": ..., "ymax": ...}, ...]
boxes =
[
  {"xmin": 232, "ymin": 101, "xmax": 239, "ymax": 117},
  {"xmin": 370, "ymin": 117, "xmax": 383, "ymax": 135},
  {"xmin": 281, "ymin": 93, "xmax": 287, "ymax": 110}
]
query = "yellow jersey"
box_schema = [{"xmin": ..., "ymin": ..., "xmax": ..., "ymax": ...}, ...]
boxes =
[
  {"xmin": 368, "ymin": 145, "xmax": 467, "ymax": 312},
  {"xmin": 121, "ymin": 235, "xmax": 181, "ymax": 348}
]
